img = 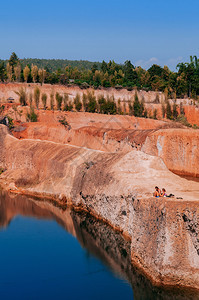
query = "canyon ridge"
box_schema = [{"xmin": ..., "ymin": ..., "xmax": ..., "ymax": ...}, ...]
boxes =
[{"xmin": 0, "ymin": 83, "xmax": 199, "ymax": 291}]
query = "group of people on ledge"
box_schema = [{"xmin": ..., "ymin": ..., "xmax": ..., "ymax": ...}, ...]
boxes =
[{"xmin": 153, "ymin": 186, "xmax": 167, "ymax": 198}]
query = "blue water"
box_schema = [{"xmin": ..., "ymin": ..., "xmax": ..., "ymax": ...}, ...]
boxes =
[{"xmin": 0, "ymin": 198, "xmax": 133, "ymax": 300}]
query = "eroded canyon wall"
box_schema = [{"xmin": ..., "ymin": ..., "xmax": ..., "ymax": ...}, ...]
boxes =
[
  {"xmin": 0, "ymin": 125, "xmax": 199, "ymax": 289},
  {"xmin": 142, "ymin": 129, "xmax": 199, "ymax": 177}
]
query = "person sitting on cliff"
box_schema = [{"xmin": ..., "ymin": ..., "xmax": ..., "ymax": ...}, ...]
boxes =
[
  {"xmin": 153, "ymin": 186, "xmax": 160, "ymax": 197},
  {"xmin": 160, "ymin": 188, "xmax": 167, "ymax": 197}
]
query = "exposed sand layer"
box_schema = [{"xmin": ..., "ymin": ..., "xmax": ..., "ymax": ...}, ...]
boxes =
[
  {"xmin": 142, "ymin": 129, "xmax": 199, "ymax": 177},
  {"xmin": 0, "ymin": 124, "xmax": 199, "ymax": 290}
]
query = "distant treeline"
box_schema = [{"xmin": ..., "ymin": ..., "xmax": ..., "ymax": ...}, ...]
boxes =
[
  {"xmin": 1, "ymin": 52, "xmax": 199, "ymax": 99},
  {"xmin": 14, "ymin": 58, "xmax": 101, "ymax": 72}
]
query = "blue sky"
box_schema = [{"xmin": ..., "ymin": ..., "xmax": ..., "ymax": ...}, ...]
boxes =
[{"xmin": 0, "ymin": 0, "xmax": 198, "ymax": 70}]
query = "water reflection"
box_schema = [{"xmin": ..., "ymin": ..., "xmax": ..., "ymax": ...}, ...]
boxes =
[{"xmin": 0, "ymin": 189, "xmax": 198, "ymax": 300}]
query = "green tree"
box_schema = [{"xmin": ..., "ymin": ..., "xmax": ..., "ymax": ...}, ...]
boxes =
[
  {"xmin": 173, "ymin": 103, "xmax": 178, "ymax": 120},
  {"xmin": 133, "ymin": 93, "xmax": 143, "ymax": 117},
  {"xmin": 9, "ymin": 52, "xmax": 19, "ymax": 70},
  {"xmin": 166, "ymin": 100, "xmax": 172, "ymax": 120},
  {"xmin": 101, "ymin": 60, "xmax": 108, "ymax": 73},
  {"xmin": 91, "ymin": 63, "xmax": 98, "ymax": 74},
  {"xmin": 124, "ymin": 60, "xmax": 137, "ymax": 85},
  {"xmin": 0, "ymin": 63, "xmax": 5, "ymax": 82}
]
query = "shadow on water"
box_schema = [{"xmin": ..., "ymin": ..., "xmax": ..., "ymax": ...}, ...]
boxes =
[{"xmin": 0, "ymin": 188, "xmax": 199, "ymax": 300}]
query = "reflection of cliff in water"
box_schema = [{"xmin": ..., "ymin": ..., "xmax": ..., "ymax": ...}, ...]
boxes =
[
  {"xmin": 0, "ymin": 189, "xmax": 198, "ymax": 300},
  {"xmin": 71, "ymin": 212, "xmax": 199, "ymax": 300}
]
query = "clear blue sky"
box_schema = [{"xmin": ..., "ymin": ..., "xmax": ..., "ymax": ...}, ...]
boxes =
[{"xmin": 0, "ymin": 0, "xmax": 198, "ymax": 70}]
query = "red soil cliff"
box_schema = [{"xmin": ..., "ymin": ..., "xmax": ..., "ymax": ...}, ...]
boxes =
[{"xmin": 0, "ymin": 125, "xmax": 199, "ymax": 290}]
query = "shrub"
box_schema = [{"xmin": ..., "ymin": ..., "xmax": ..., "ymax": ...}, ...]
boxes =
[
  {"xmin": 26, "ymin": 106, "xmax": 38, "ymax": 122},
  {"xmin": 29, "ymin": 93, "xmax": 33, "ymax": 106},
  {"xmin": 180, "ymin": 102, "xmax": 185, "ymax": 115},
  {"xmin": 166, "ymin": 100, "xmax": 172, "ymax": 120},
  {"xmin": 41, "ymin": 93, "xmax": 47, "ymax": 110},
  {"xmin": 0, "ymin": 168, "xmax": 5, "ymax": 175},
  {"xmin": 50, "ymin": 93, "xmax": 54, "ymax": 110},
  {"xmin": 63, "ymin": 94, "xmax": 69, "ymax": 111},
  {"xmin": 192, "ymin": 124, "xmax": 199, "ymax": 129},
  {"xmin": 0, "ymin": 105, "xmax": 5, "ymax": 115},
  {"xmin": 6, "ymin": 116, "xmax": 14, "ymax": 129},
  {"xmin": 176, "ymin": 114, "xmax": 192, "ymax": 127},
  {"xmin": 154, "ymin": 94, "xmax": 160, "ymax": 103},
  {"xmin": 34, "ymin": 87, "xmax": 40, "ymax": 109},
  {"xmin": 58, "ymin": 116, "xmax": 69, "ymax": 127},
  {"xmin": 153, "ymin": 109, "xmax": 157, "ymax": 119},
  {"xmin": 67, "ymin": 101, "xmax": 73, "ymax": 111},
  {"xmin": 106, "ymin": 96, "xmax": 117, "ymax": 114},
  {"xmin": 74, "ymin": 93, "xmax": 82, "ymax": 111},
  {"xmin": 117, "ymin": 99, "xmax": 122, "ymax": 115},
  {"xmin": 56, "ymin": 92, "xmax": 63, "ymax": 110},
  {"xmin": 161, "ymin": 102, "xmax": 166, "ymax": 118},
  {"xmin": 128, "ymin": 101, "xmax": 133, "ymax": 116},
  {"xmin": 15, "ymin": 88, "xmax": 27, "ymax": 106},
  {"xmin": 82, "ymin": 93, "xmax": 88, "ymax": 112},
  {"xmin": 143, "ymin": 109, "xmax": 148, "ymax": 118}
]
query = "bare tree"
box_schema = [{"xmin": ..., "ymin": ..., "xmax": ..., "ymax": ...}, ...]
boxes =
[
  {"xmin": 23, "ymin": 65, "xmax": 30, "ymax": 83},
  {"xmin": 38, "ymin": 68, "xmax": 46, "ymax": 85},
  {"xmin": 14, "ymin": 63, "xmax": 21, "ymax": 82},
  {"xmin": 31, "ymin": 64, "xmax": 38, "ymax": 83},
  {"xmin": 6, "ymin": 63, "xmax": 13, "ymax": 82}
]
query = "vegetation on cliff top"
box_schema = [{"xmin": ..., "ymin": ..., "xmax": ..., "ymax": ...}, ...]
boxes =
[{"xmin": 1, "ymin": 53, "xmax": 199, "ymax": 100}]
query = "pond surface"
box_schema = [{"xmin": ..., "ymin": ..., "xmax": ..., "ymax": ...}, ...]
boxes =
[{"xmin": 0, "ymin": 189, "xmax": 198, "ymax": 300}]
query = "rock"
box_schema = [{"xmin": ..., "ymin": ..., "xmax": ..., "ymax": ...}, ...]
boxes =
[{"xmin": 8, "ymin": 182, "xmax": 17, "ymax": 190}]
